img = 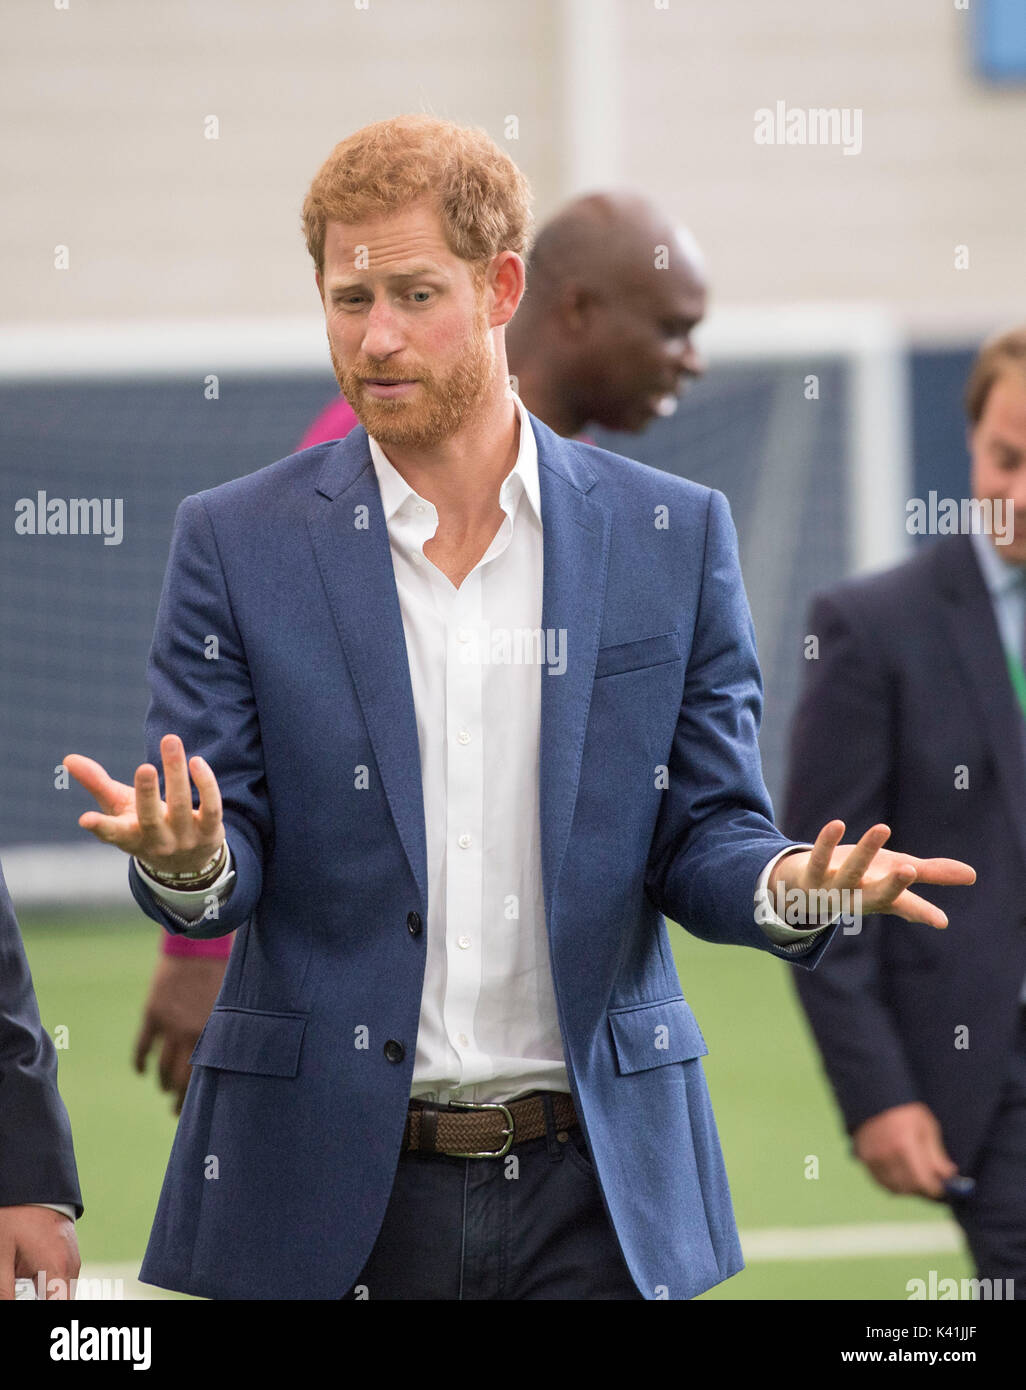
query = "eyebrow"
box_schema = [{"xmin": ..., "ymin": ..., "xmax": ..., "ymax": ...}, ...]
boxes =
[{"xmin": 327, "ymin": 268, "xmax": 446, "ymax": 293}]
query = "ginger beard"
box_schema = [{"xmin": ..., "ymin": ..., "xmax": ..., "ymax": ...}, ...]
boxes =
[{"xmin": 326, "ymin": 282, "xmax": 498, "ymax": 449}]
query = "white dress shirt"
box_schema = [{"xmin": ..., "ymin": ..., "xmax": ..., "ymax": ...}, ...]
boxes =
[{"xmin": 135, "ymin": 393, "xmax": 827, "ymax": 1114}]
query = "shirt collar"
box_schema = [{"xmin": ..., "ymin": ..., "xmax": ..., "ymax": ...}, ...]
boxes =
[
  {"xmin": 367, "ymin": 391, "xmax": 541, "ymax": 526},
  {"xmin": 970, "ymin": 525, "xmax": 1026, "ymax": 597}
]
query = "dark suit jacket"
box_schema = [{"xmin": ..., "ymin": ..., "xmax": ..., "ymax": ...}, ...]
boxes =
[
  {"xmin": 0, "ymin": 859, "xmax": 82, "ymax": 1214},
  {"xmin": 784, "ymin": 532, "xmax": 1026, "ymax": 1170}
]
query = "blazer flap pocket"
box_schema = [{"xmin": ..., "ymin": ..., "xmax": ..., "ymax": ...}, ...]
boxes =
[
  {"xmin": 189, "ymin": 1007, "xmax": 308, "ymax": 1077},
  {"xmin": 595, "ymin": 630, "xmax": 681, "ymax": 680},
  {"xmin": 608, "ymin": 996, "xmax": 708, "ymax": 1074}
]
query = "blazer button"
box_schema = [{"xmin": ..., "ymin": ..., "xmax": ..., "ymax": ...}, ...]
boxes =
[
  {"xmin": 384, "ymin": 1039, "xmax": 405, "ymax": 1063},
  {"xmin": 407, "ymin": 911, "xmax": 422, "ymax": 936}
]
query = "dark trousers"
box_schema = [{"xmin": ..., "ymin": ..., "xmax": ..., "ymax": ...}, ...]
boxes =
[
  {"xmin": 953, "ymin": 1010, "xmax": 1026, "ymax": 1297},
  {"xmin": 341, "ymin": 1092, "xmax": 643, "ymax": 1300}
]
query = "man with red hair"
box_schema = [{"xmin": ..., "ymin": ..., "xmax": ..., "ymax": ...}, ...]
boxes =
[
  {"xmin": 67, "ymin": 115, "xmax": 972, "ymax": 1300},
  {"xmin": 137, "ymin": 187, "xmax": 711, "ymax": 1116}
]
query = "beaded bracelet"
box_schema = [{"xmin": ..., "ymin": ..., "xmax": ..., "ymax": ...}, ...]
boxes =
[{"xmin": 137, "ymin": 840, "xmax": 227, "ymax": 888}]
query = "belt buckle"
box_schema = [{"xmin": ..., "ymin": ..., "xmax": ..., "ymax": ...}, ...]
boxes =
[{"xmin": 445, "ymin": 1099, "xmax": 515, "ymax": 1158}]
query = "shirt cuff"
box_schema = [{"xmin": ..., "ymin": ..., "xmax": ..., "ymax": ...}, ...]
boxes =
[
  {"xmin": 135, "ymin": 845, "xmax": 235, "ymax": 921},
  {"xmin": 754, "ymin": 845, "xmax": 837, "ymax": 946},
  {"xmin": 24, "ymin": 1203, "xmax": 76, "ymax": 1221}
]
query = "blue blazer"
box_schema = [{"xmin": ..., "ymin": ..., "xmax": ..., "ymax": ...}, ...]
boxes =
[
  {"xmin": 131, "ymin": 412, "xmax": 832, "ymax": 1300},
  {"xmin": 784, "ymin": 532, "xmax": 1026, "ymax": 1170},
  {"xmin": 0, "ymin": 860, "xmax": 82, "ymax": 1215}
]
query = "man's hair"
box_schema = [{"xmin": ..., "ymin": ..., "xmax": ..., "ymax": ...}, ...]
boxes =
[
  {"xmin": 965, "ymin": 325, "xmax": 1026, "ymax": 425},
  {"xmin": 301, "ymin": 114, "xmax": 534, "ymax": 289}
]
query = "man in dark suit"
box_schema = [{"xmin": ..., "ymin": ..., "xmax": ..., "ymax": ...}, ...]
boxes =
[
  {"xmin": 65, "ymin": 114, "xmax": 972, "ymax": 1301},
  {"xmin": 784, "ymin": 326, "xmax": 1026, "ymax": 1290},
  {"xmin": 0, "ymin": 859, "xmax": 82, "ymax": 1298}
]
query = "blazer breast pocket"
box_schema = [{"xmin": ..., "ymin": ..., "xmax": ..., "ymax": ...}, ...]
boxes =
[
  {"xmin": 189, "ymin": 1006, "xmax": 309, "ymax": 1077},
  {"xmin": 594, "ymin": 629, "xmax": 682, "ymax": 680},
  {"xmin": 607, "ymin": 995, "xmax": 708, "ymax": 1074}
]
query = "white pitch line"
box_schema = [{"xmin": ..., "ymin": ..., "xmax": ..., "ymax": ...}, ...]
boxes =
[{"xmin": 740, "ymin": 1221, "xmax": 963, "ymax": 1262}]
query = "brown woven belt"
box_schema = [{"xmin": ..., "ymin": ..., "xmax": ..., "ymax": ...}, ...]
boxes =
[{"xmin": 404, "ymin": 1092, "xmax": 577, "ymax": 1158}]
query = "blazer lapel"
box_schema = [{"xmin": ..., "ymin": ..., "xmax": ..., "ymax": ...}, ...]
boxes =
[
  {"xmin": 532, "ymin": 415, "xmax": 612, "ymax": 920},
  {"xmin": 306, "ymin": 427, "xmax": 428, "ymax": 904},
  {"xmin": 937, "ymin": 533, "xmax": 1026, "ymax": 877}
]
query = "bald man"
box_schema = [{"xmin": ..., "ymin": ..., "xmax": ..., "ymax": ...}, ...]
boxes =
[
  {"xmin": 506, "ymin": 191, "xmax": 708, "ymax": 437},
  {"xmin": 134, "ymin": 191, "xmax": 711, "ymax": 1112}
]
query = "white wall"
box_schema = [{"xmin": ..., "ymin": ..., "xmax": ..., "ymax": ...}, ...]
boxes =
[
  {"xmin": 2, "ymin": 0, "xmax": 562, "ymax": 323},
  {"xmin": 617, "ymin": 0, "xmax": 1025, "ymax": 332},
  {"xmin": 3, "ymin": 0, "xmax": 1022, "ymax": 332}
]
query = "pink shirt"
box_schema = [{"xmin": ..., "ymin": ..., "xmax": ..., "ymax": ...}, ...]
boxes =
[{"xmin": 297, "ymin": 396, "xmax": 361, "ymax": 449}]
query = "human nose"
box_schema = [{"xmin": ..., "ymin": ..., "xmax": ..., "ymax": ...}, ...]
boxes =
[
  {"xmin": 665, "ymin": 335, "xmax": 704, "ymax": 380},
  {"xmin": 677, "ymin": 338, "xmax": 705, "ymax": 379},
  {"xmin": 360, "ymin": 298, "xmax": 406, "ymax": 360}
]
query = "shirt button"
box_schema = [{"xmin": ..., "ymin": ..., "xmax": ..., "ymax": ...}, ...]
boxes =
[
  {"xmin": 415, "ymin": 503, "xmax": 426, "ymax": 513},
  {"xmin": 384, "ymin": 1039, "xmax": 405, "ymax": 1063},
  {"xmin": 406, "ymin": 911, "xmax": 422, "ymax": 936},
  {"xmin": 458, "ymin": 833, "xmax": 472, "ymax": 849},
  {"xmin": 457, "ymin": 628, "xmax": 471, "ymax": 643},
  {"xmin": 456, "ymin": 729, "xmax": 471, "ymax": 745},
  {"xmin": 457, "ymin": 935, "xmax": 471, "ymax": 950},
  {"xmin": 457, "ymin": 1033, "xmax": 469, "ymax": 1048}
]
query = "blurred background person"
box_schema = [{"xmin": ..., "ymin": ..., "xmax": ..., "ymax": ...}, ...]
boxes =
[
  {"xmin": 133, "ymin": 190, "xmax": 709, "ymax": 1115},
  {"xmin": 783, "ymin": 327, "xmax": 1026, "ymax": 1293}
]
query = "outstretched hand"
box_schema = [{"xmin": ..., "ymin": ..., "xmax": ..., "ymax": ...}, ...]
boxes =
[
  {"xmin": 63, "ymin": 734, "xmax": 224, "ymax": 878},
  {"xmin": 768, "ymin": 821, "xmax": 976, "ymax": 929}
]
